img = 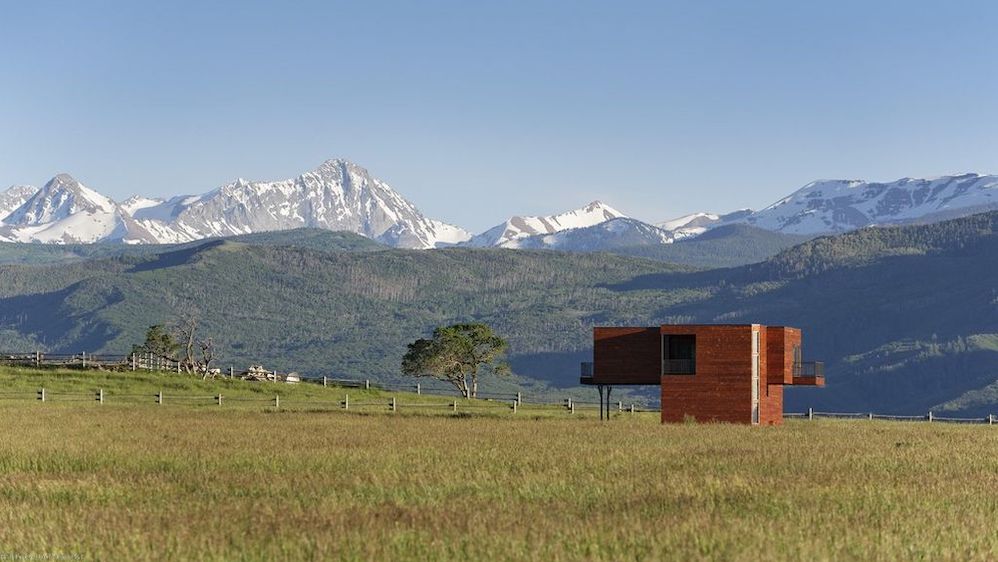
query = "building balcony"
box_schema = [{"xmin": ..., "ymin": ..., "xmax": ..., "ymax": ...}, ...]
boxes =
[
  {"xmin": 580, "ymin": 361, "xmax": 594, "ymax": 385},
  {"xmin": 792, "ymin": 361, "xmax": 825, "ymax": 386}
]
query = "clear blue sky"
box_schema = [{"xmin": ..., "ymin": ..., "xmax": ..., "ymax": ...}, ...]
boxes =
[{"xmin": 2, "ymin": 0, "xmax": 997, "ymax": 231}]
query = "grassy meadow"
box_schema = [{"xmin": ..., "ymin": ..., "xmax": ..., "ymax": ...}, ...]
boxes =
[{"xmin": 1, "ymin": 367, "xmax": 997, "ymax": 561}]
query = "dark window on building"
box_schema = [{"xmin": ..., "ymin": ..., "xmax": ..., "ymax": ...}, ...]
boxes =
[{"xmin": 662, "ymin": 334, "xmax": 696, "ymax": 375}]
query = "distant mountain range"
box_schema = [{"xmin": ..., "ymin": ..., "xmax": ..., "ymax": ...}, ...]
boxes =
[{"xmin": 2, "ymin": 159, "xmax": 996, "ymax": 250}]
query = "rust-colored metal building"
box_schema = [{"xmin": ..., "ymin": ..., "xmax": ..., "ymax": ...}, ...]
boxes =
[{"xmin": 581, "ymin": 324, "xmax": 823, "ymax": 425}]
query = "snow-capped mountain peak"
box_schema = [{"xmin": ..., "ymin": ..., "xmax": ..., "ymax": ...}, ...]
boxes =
[
  {"xmin": 5, "ymin": 174, "xmax": 116, "ymax": 226},
  {"xmin": 128, "ymin": 158, "xmax": 471, "ymax": 248},
  {"xmin": 467, "ymin": 200, "xmax": 627, "ymax": 247},
  {"xmin": 0, "ymin": 174, "xmax": 157, "ymax": 244}
]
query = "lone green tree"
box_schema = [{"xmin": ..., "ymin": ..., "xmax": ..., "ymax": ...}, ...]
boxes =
[{"xmin": 401, "ymin": 323, "xmax": 509, "ymax": 398}]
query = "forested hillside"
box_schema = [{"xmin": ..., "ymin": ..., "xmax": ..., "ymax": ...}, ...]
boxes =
[{"xmin": 0, "ymin": 212, "xmax": 995, "ymax": 414}]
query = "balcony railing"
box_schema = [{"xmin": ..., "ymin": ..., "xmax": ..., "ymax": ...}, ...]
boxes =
[
  {"xmin": 662, "ymin": 359, "xmax": 695, "ymax": 375},
  {"xmin": 793, "ymin": 361, "xmax": 824, "ymax": 377}
]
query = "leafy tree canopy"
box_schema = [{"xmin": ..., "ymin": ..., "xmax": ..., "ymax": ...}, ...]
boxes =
[{"xmin": 401, "ymin": 323, "xmax": 509, "ymax": 398}]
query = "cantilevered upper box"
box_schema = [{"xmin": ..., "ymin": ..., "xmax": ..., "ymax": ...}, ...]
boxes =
[{"xmin": 581, "ymin": 324, "xmax": 823, "ymax": 425}]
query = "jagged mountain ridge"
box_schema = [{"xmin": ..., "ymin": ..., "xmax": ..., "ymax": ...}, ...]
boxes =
[
  {"xmin": 2, "ymin": 164, "xmax": 996, "ymax": 249},
  {"xmin": 125, "ymin": 160, "xmax": 472, "ymax": 249},
  {"xmin": 0, "ymin": 161, "xmax": 471, "ymax": 248}
]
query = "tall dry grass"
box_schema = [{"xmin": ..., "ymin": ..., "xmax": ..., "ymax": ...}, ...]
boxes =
[{"xmin": 1, "ymin": 399, "xmax": 997, "ymax": 561}]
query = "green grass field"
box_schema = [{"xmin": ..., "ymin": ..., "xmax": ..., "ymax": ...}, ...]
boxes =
[{"xmin": 1, "ymin": 367, "xmax": 997, "ymax": 561}]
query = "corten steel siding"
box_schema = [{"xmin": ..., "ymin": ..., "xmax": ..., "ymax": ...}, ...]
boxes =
[
  {"xmin": 592, "ymin": 327, "xmax": 661, "ymax": 385},
  {"xmin": 760, "ymin": 383, "xmax": 784, "ymax": 426},
  {"xmin": 660, "ymin": 325, "xmax": 761, "ymax": 424},
  {"xmin": 757, "ymin": 327, "xmax": 784, "ymax": 426},
  {"xmin": 765, "ymin": 327, "xmax": 800, "ymax": 385}
]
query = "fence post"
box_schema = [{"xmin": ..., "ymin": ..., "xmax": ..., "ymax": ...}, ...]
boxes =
[
  {"xmin": 82, "ymin": 351, "xmax": 87, "ymax": 369},
  {"xmin": 390, "ymin": 397, "xmax": 396, "ymax": 412},
  {"xmin": 416, "ymin": 383, "xmax": 421, "ymax": 395},
  {"xmin": 617, "ymin": 401, "xmax": 622, "ymax": 412},
  {"xmin": 452, "ymin": 400, "xmax": 457, "ymax": 413},
  {"xmin": 229, "ymin": 366, "xmax": 234, "ymax": 379},
  {"xmin": 131, "ymin": 353, "xmax": 136, "ymax": 371},
  {"xmin": 157, "ymin": 391, "xmax": 162, "ymax": 405},
  {"xmin": 216, "ymin": 394, "xmax": 223, "ymax": 406},
  {"xmin": 365, "ymin": 379, "xmax": 370, "ymax": 390},
  {"xmin": 275, "ymin": 395, "xmax": 280, "ymax": 409},
  {"xmin": 516, "ymin": 391, "xmax": 522, "ymax": 406},
  {"xmin": 630, "ymin": 404, "xmax": 635, "ymax": 414},
  {"xmin": 808, "ymin": 407, "xmax": 813, "ymax": 421},
  {"xmin": 512, "ymin": 400, "xmax": 517, "ymax": 414},
  {"xmin": 272, "ymin": 371, "xmax": 278, "ymax": 383},
  {"xmin": 35, "ymin": 351, "xmax": 40, "ymax": 368},
  {"xmin": 570, "ymin": 401, "xmax": 575, "ymax": 415},
  {"xmin": 344, "ymin": 394, "xmax": 349, "ymax": 410},
  {"xmin": 323, "ymin": 376, "xmax": 328, "ymax": 388},
  {"xmin": 868, "ymin": 412, "xmax": 873, "ymax": 421},
  {"xmin": 97, "ymin": 388, "xmax": 104, "ymax": 404},
  {"xmin": 928, "ymin": 411, "xmax": 933, "ymax": 422},
  {"xmin": 38, "ymin": 388, "xmax": 45, "ymax": 402},
  {"xmin": 176, "ymin": 361, "xmax": 180, "ymax": 374},
  {"xmin": 990, "ymin": 414, "xmax": 994, "ymax": 425}
]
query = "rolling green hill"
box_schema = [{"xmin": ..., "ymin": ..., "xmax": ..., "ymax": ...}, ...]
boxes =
[{"xmin": 0, "ymin": 212, "xmax": 995, "ymax": 415}]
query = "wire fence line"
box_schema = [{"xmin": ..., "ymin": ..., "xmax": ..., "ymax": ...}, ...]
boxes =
[
  {"xmin": 0, "ymin": 387, "xmax": 656, "ymax": 416},
  {"xmin": 2, "ymin": 388, "xmax": 994, "ymax": 425},
  {"xmin": 786, "ymin": 408, "xmax": 997, "ymax": 425},
  {"xmin": 1, "ymin": 350, "xmax": 655, "ymax": 411}
]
